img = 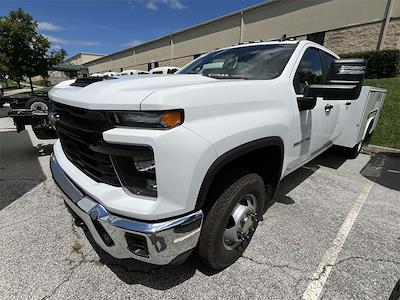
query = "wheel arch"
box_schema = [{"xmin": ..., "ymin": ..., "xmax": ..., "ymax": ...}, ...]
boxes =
[
  {"xmin": 363, "ymin": 117, "xmax": 375, "ymax": 141},
  {"xmin": 195, "ymin": 136, "xmax": 284, "ymax": 212}
]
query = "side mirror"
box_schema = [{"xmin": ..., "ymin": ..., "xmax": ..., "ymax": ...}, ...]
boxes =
[
  {"xmin": 304, "ymin": 84, "xmax": 362, "ymax": 100},
  {"xmin": 304, "ymin": 58, "xmax": 367, "ymax": 100},
  {"xmin": 297, "ymin": 96, "xmax": 317, "ymax": 111}
]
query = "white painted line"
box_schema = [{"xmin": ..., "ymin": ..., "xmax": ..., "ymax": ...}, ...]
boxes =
[
  {"xmin": 388, "ymin": 169, "xmax": 399, "ymax": 174},
  {"xmin": 302, "ymin": 181, "xmax": 374, "ymax": 300}
]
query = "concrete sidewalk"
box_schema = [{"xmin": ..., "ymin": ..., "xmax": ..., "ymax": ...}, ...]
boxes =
[{"xmin": 0, "ymin": 111, "xmax": 399, "ymax": 299}]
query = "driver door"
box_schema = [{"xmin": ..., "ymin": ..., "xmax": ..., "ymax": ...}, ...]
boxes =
[{"xmin": 290, "ymin": 47, "xmax": 338, "ymax": 169}]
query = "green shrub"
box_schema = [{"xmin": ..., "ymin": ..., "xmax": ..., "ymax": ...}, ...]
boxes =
[{"xmin": 340, "ymin": 49, "xmax": 400, "ymax": 79}]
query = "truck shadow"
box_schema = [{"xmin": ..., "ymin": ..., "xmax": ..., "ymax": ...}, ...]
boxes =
[
  {"xmin": 84, "ymin": 230, "xmax": 200, "ymax": 289},
  {"xmin": 85, "ymin": 150, "xmax": 356, "ymax": 288},
  {"xmin": 0, "ymin": 130, "xmax": 48, "ymax": 210},
  {"xmin": 360, "ymin": 152, "xmax": 400, "ymax": 191},
  {"xmin": 309, "ymin": 146, "xmax": 348, "ymax": 170}
]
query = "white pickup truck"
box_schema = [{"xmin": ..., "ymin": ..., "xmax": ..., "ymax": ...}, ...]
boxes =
[{"xmin": 49, "ymin": 40, "xmax": 386, "ymax": 270}]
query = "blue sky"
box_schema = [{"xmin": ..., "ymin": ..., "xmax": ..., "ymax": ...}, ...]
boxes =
[{"xmin": 0, "ymin": 0, "xmax": 263, "ymax": 58}]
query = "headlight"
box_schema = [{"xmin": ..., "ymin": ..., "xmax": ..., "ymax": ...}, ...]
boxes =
[{"xmin": 109, "ymin": 110, "xmax": 184, "ymax": 129}]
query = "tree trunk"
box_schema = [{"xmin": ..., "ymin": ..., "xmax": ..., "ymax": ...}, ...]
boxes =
[
  {"xmin": 29, "ymin": 77, "xmax": 34, "ymax": 93},
  {"xmin": 5, "ymin": 80, "xmax": 9, "ymax": 88},
  {"xmin": 17, "ymin": 81, "xmax": 21, "ymax": 89}
]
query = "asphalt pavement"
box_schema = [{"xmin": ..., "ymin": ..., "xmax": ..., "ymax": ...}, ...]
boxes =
[{"xmin": 0, "ymin": 105, "xmax": 399, "ymax": 300}]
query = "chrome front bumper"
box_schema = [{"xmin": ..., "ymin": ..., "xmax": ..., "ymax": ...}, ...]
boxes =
[{"xmin": 50, "ymin": 154, "xmax": 203, "ymax": 265}]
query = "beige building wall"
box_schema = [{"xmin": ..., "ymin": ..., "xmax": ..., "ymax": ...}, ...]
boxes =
[
  {"xmin": 65, "ymin": 53, "xmax": 105, "ymax": 66},
  {"xmin": 87, "ymin": 56, "xmax": 111, "ymax": 73},
  {"xmin": 243, "ymin": 0, "xmax": 387, "ymax": 41},
  {"xmin": 85, "ymin": 0, "xmax": 400, "ymax": 74},
  {"xmin": 173, "ymin": 15, "xmax": 241, "ymax": 58},
  {"xmin": 135, "ymin": 38, "xmax": 171, "ymax": 65},
  {"xmin": 110, "ymin": 49, "xmax": 135, "ymax": 71}
]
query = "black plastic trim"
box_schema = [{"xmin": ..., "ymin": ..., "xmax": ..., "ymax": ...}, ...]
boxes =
[{"xmin": 195, "ymin": 136, "xmax": 284, "ymax": 210}]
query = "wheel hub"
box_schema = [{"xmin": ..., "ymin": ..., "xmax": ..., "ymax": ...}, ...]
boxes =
[
  {"xmin": 223, "ymin": 194, "xmax": 258, "ymax": 250},
  {"xmin": 30, "ymin": 102, "xmax": 48, "ymax": 111},
  {"xmin": 241, "ymin": 215, "xmax": 254, "ymax": 234}
]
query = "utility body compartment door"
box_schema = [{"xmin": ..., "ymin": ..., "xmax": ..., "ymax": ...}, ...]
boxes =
[{"xmin": 334, "ymin": 86, "xmax": 386, "ymax": 148}]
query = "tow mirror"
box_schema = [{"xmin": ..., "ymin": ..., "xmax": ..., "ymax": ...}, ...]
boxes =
[
  {"xmin": 304, "ymin": 58, "xmax": 367, "ymax": 100},
  {"xmin": 297, "ymin": 96, "xmax": 317, "ymax": 111}
]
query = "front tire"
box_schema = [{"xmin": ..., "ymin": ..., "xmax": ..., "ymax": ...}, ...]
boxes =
[{"xmin": 198, "ymin": 173, "xmax": 266, "ymax": 270}]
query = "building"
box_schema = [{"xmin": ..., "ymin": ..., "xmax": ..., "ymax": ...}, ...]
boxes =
[
  {"xmin": 64, "ymin": 52, "xmax": 106, "ymax": 65},
  {"xmin": 84, "ymin": 0, "xmax": 400, "ymax": 74},
  {"xmin": 48, "ymin": 52, "xmax": 106, "ymax": 83}
]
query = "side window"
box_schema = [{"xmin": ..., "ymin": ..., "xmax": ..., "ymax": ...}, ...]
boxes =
[
  {"xmin": 320, "ymin": 50, "xmax": 336, "ymax": 83},
  {"xmin": 293, "ymin": 48, "xmax": 323, "ymax": 94}
]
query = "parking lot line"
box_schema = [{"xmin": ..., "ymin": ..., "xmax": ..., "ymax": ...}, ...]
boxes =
[{"xmin": 302, "ymin": 180, "xmax": 374, "ymax": 300}]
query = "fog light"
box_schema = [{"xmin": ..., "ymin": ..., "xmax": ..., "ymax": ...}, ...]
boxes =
[
  {"xmin": 134, "ymin": 159, "xmax": 155, "ymax": 173},
  {"xmin": 110, "ymin": 147, "xmax": 157, "ymax": 197}
]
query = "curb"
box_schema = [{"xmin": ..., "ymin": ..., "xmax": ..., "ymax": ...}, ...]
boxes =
[{"xmin": 363, "ymin": 144, "xmax": 400, "ymax": 154}]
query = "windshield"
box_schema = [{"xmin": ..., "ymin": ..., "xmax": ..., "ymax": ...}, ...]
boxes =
[{"xmin": 180, "ymin": 44, "xmax": 296, "ymax": 80}]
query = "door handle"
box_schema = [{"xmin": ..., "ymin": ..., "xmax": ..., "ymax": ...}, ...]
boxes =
[
  {"xmin": 325, "ymin": 104, "xmax": 333, "ymax": 111},
  {"xmin": 345, "ymin": 101, "xmax": 352, "ymax": 106}
]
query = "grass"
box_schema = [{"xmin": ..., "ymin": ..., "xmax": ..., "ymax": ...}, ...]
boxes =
[
  {"xmin": 1, "ymin": 80, "xmax": 18, "ymax": 90},
  {"xmin": 32, "ymin": 80, "xmax": 46, "ymax": 87},
  {"xmin": 364, "ymin": 77, "xmax": 400, "ymax": 149},
  {"xmin": 15, "ymin": 86, "xmax": 52, "ymax": 97}
]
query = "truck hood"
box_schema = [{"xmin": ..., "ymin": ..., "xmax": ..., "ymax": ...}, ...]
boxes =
[{"xmin": 48, "ymin": 75, "xmax": 216, "ymax": 110}]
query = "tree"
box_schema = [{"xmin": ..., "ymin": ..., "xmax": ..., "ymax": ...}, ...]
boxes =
[
  {"xmin": 0, "ymin": 62, "xmax": 9, "ymax": 87},
  {"xmin": 0, "ymin": 8, "xmax": 67, "ymax": 92}
]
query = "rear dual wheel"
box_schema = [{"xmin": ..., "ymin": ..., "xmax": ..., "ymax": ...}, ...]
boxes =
[{"xmin": 198, "ymin": 173, "xmax": 266, "ymax": 270}]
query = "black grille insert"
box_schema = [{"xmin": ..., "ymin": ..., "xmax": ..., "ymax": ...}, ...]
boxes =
[{"xmin": 54, "ymin": 102, "xmax": 120, "ymax": 186}]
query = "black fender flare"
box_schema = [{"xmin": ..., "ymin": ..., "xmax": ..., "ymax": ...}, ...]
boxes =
[{"xmin": 195, "ymin": 136, "xmax": 284, "ymax": 210}]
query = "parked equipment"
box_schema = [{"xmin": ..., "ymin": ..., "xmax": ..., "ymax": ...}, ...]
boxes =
[{"xmin": 149, "ymin": 66, "xmax": 180, "ymax": 74}]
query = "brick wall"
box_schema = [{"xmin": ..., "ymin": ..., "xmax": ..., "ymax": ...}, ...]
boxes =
[
  {"xmin": 383, "ymin": 19, "xmax": 400, "ymax": 49},
  {"xmin": 324, "ymin": 22, "xmax": 382, "ymax": 53}
]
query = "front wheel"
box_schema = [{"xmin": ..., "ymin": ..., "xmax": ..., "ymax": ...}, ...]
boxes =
[{"xmin": 198, "ymin": 173, "xmax": 265, "ymax": 270}]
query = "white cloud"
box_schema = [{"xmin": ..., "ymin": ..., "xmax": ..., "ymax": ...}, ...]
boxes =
[
  {"xmin": 44, "ymin": 34, "xmax": 100, "ymax": 46},
  {"xmin": 132, "ymin": 0, "xmax": 186, "ymax": 10},
  {"xmin": 146, "ymin": 1, "xmax": 158, "ymax": 10},
  {"xmin": 120, "ymin": 39, "xmax": 143, "ymax": 47},
  {"xmin": 38, "ymin": 21, "xmax": 64, "ymax": 31}
]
